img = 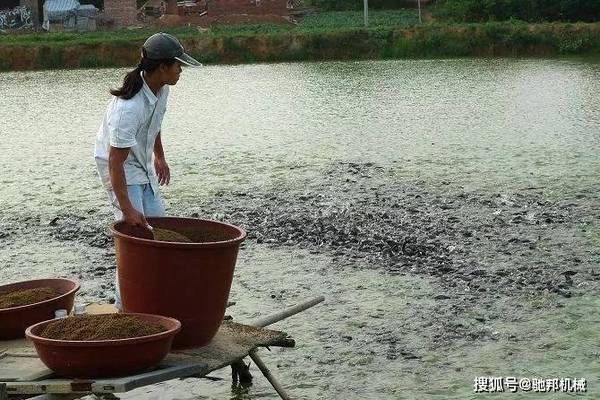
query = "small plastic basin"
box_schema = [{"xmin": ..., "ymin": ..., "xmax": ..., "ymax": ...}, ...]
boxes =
[
  {"xmin": 0, "ymin": 278, "xmax": 80, "ymax": 340},
  {"xmin": 26, "ymin": 313, "xmax": 181, "ymax": 378}
]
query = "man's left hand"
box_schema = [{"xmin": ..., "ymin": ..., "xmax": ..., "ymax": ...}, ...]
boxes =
[{"xmin": 154, "ymin": 157, "xmax": 170, "ymax": 186}]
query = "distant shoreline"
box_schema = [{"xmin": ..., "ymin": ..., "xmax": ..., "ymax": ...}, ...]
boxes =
[{"xmin": 1, "ymin": 21, "xmax": 599, "ymax": 71}]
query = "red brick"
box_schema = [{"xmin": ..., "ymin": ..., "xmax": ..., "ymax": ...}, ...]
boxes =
[
  {"xmin": 104, "ymin": 0, "xmax": 137, "ymax": 26},
  {"xmin": 208, "ymin": 0, "xmax": 288, "ymax": 16}
]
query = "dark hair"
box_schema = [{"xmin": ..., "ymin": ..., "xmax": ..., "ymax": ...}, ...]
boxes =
[{"xmin": 110, "ymin": 57, "xmax": 177, "ymax": 100}]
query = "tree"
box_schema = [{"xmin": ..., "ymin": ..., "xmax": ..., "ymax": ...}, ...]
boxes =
[{"xmin": 435, "ymin": 0, "xmax": 600, "ymax": 22}]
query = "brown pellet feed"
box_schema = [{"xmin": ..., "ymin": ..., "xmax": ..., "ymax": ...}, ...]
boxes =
[
  {"xmin": 177, "ymin": 227, "xmax": 233, "ymax": 243},
  {"xmin": 152, "ymin": 228, "xmax": 192, "ymax": 243},
  {"xmin": 0, "ymin": 287, "xmax": 60, "ymax": 309},
  {"xmin": 40, "ymin": 314, "xmax": 167, "ymax": 341}
]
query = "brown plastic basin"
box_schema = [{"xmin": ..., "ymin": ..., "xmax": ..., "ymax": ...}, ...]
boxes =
[
  {"xmin": 111, "ymin": 217, "xmax": 246, "ymax": 349},
  {"xmin": 26, "ymin": 313, "xmax": 181, "ymax": 378},
  {"xmin": 0, "ymin": 278, "xmax": 80, "ymax": 340}
]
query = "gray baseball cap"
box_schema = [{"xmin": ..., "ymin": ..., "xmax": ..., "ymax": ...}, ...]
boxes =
[{"xmin": 142, "ymin": 32, "xmax": 202, "ymax": 67}]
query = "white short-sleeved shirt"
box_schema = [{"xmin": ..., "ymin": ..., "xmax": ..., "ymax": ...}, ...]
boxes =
[{"xmin": 94, "ymin": 71, "xmax": 169, "ymax": 195}]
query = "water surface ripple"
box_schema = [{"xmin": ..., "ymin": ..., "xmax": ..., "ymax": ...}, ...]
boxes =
[{"xmin": 1, "ymin": 59, "xmax": 599, "ymax": 399}]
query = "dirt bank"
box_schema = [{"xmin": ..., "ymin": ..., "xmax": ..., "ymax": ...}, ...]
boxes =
[{"xmin": 1, "ymin": 22, "xmax": 599, "ymax": 71}]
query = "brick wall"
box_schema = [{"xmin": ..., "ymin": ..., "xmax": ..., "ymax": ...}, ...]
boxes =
[
  {"xmin": 104, "ymin": 0, "xmax": 137, "ymax": 26},
  {"xmin": 208, "ymin": 0, "xmax": 288, "ymax": 16}
]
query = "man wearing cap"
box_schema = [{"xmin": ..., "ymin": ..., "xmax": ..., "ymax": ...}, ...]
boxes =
[
  {"xmin": 94, "ymin": 32, "xmax": 201, "ymax": 306},
  {"xmin": 94, "ymin": 32, "xmax": 201, "ymax": 227}
]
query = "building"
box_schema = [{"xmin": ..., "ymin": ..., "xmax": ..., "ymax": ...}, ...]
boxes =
[{"xmin": 103, "ymin": 0, "xmax": 137, "ymax": 26}]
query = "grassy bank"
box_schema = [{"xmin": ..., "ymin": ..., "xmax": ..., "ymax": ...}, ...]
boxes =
[
  {"xmin": 0, "ymin": 10, "xmax": 419, "ymax": 45},
  {"xmin": 1, "ymin": 11, "xmax": 600, "ymax": 70}
]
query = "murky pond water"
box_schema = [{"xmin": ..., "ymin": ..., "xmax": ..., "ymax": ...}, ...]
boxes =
[{"xmin": 1, "ymin": 59, "xmax": 599, "ymax": 399}]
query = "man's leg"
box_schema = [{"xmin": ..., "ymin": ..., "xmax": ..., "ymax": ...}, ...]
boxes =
[{"xmin": 110, "ymin": 185, "xmax": 145, "ymax": 310}]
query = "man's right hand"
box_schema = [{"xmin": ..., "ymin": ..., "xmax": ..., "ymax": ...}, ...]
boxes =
[{"xmin": 122, "ymin": 207, "xmax": 148, "ymax": 227}]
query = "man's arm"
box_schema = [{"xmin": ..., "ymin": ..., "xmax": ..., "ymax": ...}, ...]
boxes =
[
  {"xmin": 109, "ymin": 146, "xmax": 147, "ymax": 226},
  {"xmin": 154, "ymin": 132, "xmax": 170, "ymax": 186}
]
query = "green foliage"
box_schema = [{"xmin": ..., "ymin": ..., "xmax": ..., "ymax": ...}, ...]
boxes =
[
  {"xmin": 558, "ymin": 31, "xmax": 594, "ymax": 53},
  {"xmin": 0, "ymin": 11, "xmax": 417, "ymax": 47},
  {"xmin": 0, "ymin": 27, "xmax": 199, "ymax": 46},
  {"xmin": 434, "ymin": 0, "xmax": 600, "ymax": 23},
  {"xmin": 300, "ymin": 9, "xmax": 418, "ymax": 29},
  {"xmin": 205, "ymin": 10, "xmax": 419, "ymax": 36},
  {"xmin": 208, "ymin": 24, "xmax": 288, "ymax": 36},
  {"xmin": 305, "ymin": 0, "xmax": 415, "ymax": 11},
  {"xmin": 305, "ymin": 0, "xmax": 361, "ymax": 11},
  {"xmin": 305, "ymin": 0, "xmax": 417, "ymax": 11}
]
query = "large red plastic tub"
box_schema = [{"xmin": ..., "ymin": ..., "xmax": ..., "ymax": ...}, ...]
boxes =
[
  {"xmin": 0, "ymin": 278, "xmax": 79, "ymax": 340},
  {"xmin": 111, "ymin": 217, "xmax": 246, "ymax": 349},
  {"xmin": 26, "ymin": 313, "xmax": 181, "ymax": 378}
]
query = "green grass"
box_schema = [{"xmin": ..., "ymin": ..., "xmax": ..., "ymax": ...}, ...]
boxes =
[
  {"xmin": 296, "ymin": 9, "xmax": 419, "ymax": 29},
  {"xmin": 0, "ymin": 10, "xmax": 419, "ymax": 46},
  {"xmin": 195, "ymin": 10, "xmax": 420, "ymax": 36},
  {"xmin": 0, "ymin": 26, "xmax": 199, "ymax": 46}
]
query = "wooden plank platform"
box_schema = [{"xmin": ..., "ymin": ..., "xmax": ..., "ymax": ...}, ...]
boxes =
[
  {"xmin": 0, "ymin": 355, "xmax": 51, "ymax": 383},
  {"xmin": 0, "ymin": 296, "xmax": 324, "ymax": 399},
  {"xmin": 0, "ymin": 309, "xmax": 291, "ymax": 396}
]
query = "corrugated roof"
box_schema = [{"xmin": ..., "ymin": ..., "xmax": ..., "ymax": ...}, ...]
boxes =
[{"xmin": 44, "ymin": 0, "xmax": 80, "ymax": 13}]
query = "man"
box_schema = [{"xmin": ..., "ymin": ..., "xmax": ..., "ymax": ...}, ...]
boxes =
[{"xmin": 94, "ymin": 32, "xmax": 201, "ymax": 306}]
